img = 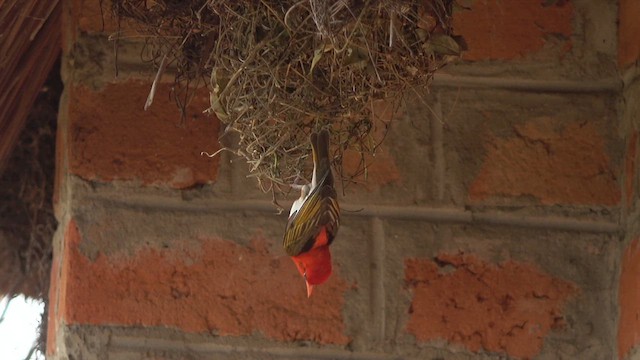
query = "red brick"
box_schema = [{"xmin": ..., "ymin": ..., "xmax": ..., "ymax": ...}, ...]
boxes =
[
  {"xmin": 618, "ymin": 0, "xmax": 640, "ymax": 67},
  {"xmin": 48, "ymin": 219, "xmax": 78, "ymax": 356},
  {"xmin": 469, "ymin": 117, "xmax": 620, "ymax": 206},
  {"xmin": 618, "ymin": 238, "xmax": 640, "ymax": 359},
  {"xmin": 53, "ymin": 112, "xmax": 65, "ymax": 215},
  {"xmin": 60, "ymin": 220, "xmax": 350, "ymax": 344},
  {"xmin": 63, "ymin": 0, "xmax": 111, "ymax": 52},
  {"xmin": 67, "ymin": 81, "xmax": 220, "ymax": 188},
  {"xmin": 625, "ymin": 132, "xmax": 638, "ymax": 208},
  {"xmin": 341, "ymin": 100, "xmax": 401, "ymax": 190},
  {"xmin": 452, "ymin": 0, "xmax": 573, "ymax": 60},
  {"xmin": 46, "ymin": 246, "xmax": 61, "ymax": 356},
  {"xmin": 405, "ymin": 253, "xmax": 577, "ymax": 359},
  {"xmin": 67, "ymin": 0, "xmax": 128, "ymax": 34},
  {"xmin": 341, "ymin": 150, "xmax": 400, "ymax": 190}
]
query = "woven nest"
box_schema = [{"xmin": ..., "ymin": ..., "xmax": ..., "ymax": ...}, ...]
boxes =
[{"xmin": 112, "ymin": 0, "xmax": 464, "ymax": 194}]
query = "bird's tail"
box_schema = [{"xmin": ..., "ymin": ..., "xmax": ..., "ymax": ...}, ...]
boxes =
[{"xmin": 311, "ymin": 129, "xmax": 332, "ymax": 187}]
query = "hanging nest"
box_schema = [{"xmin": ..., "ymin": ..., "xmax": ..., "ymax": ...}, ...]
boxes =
[{"xmin": 112, "ymin": 0, "xmax": 464, "ymax": 193}]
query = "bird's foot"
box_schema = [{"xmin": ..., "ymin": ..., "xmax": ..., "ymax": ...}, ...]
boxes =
[
  {"xmin": 290, "ymin": 183, "xmax": 307, "ymax": 190},
  {"xmin": 289, "ymin": 174, "xmax": 309, "ymax": 190}
]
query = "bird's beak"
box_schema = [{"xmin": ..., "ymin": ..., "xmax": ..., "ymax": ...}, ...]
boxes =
[{"xmin": 306, "ymin": 281, "xmax": 314, "ymax": 298}]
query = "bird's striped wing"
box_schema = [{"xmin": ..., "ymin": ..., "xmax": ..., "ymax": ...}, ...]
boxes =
[{"xmin": 283, "ymin": 183, "xmax": 339, "ymax": 256}]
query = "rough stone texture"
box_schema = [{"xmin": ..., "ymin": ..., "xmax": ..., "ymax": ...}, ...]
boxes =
[
  {"xmin": 619, "ymin": 238, "xmax": 640, "ymax": 359},
  {"xmin": 66, "ymin": 0, "xmax": 135, "ymax": 37},
  {"xmin": 383, "ymin": 219, "xmax": 619, "ymax": 359},
  {"xmin": 618, "ymin": 0, "xmax": 640, "ymax": 67},
  {"xmin": 48, "ymin": 218, "xmax": 75, "ymax": 357},
  {"xmin": 67, "ymin": 81, "xmax": 220, "ymax": 188},
  {"xmin": 468, "ymin": 117, "xmax": 621, "ymax": 206},
  {"xmin": 46, "ymin": 245, "xmax": 60, "ymax": 356},
  {"xmin": 452, "ymin": 0, "xmax": 573, "ymax": 61},
  {"xmin": 431, "ymin": 89, "xmax": 621, "ymax": 208},
  {"xmin": 446, "ymin": 1, "xmax": 618, "ymax": 82},
  {"xmin": 618, "ymin": 53, "xmax": 640, "ymax": 360},
  {"xmin": 340, "ymin": 102, "xmax": 402, "ymax": 193},
  {"xmin": 47, "ymin": 0, "xmax": 637, "ymax": 359},
  {"xmin": 622, "ymin": 80, "xmax": 640, "ymax": 209},
  {"xmin": 405, "ymin": 253, "xmax": 577, "ymax": 359},
  {"xmin": 53, "ymin": 98, "xmax": 66, "ymax": 210},
  {"xmin": 340, "ymin": 101, "xmax": 403, "ymax": 200},
  {"xmin": 341, "ymin": 148, "xmax": 401, "ymax": 190},
  {"xmin": 625, "ymin": 132, "xmax": 638, "ymax": 208},
  {"xmin": 62, "ymin": 218, "xmax": 350, "ymax": 344}
]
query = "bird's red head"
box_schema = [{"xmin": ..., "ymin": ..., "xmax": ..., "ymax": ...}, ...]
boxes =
[{"xmin": 291, "ymin": 245, "xmax": 332, "ymax": 297}]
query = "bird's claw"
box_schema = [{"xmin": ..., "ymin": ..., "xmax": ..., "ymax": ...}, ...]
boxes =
[
  {"xmin": 289, "ymin": 174, "xmax": 309, "ymax": 190},
  {"xmin": 290, "ymin": 183, "xmax": 307, "ymax": 190}
]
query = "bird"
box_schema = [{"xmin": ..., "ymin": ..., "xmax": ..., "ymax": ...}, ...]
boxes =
[{"xmin": 283, "ymin": 129, "xmax": 340, "ymax": 297}]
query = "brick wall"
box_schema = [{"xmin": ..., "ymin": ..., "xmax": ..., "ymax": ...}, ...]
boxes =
[
  {"xmin": 617, "ymin": 0, "xmax": 640, "ymax": 358},
  {"xmin": 47, "ymin": 1, "xmax": 639, "ymax": 359}
]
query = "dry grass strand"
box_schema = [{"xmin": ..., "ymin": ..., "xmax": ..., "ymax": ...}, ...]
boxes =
[{"xmin": 112, "ymin": 0, "xmax": 463, "ymax": 193}]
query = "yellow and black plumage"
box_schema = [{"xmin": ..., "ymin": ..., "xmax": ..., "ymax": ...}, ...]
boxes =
[{"xmin": 283, "ymin": 129, "xmax": 340, "ymax": 257}]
